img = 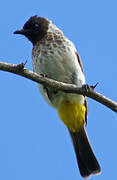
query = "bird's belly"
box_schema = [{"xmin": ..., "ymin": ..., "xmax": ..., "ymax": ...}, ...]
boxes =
[
  {"xmin": 33, "ymin": 49, "xmax": 85, "ymax": 85},
  {"xmin": 33, "ymin": 47, "xmax": 85, "ymax": 108}
]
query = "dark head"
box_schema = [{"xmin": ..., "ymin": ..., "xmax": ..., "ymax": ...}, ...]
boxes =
[{"xmin": 14, "ymin": 15, "xmax": 50, "ymax": 45}]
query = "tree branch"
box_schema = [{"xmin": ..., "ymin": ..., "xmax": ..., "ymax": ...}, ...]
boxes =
[{"xmin": 0, "ymin": 61, "xmax": 117, "ymax": 113}]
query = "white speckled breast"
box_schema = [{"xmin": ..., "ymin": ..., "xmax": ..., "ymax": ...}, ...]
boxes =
[{"xmin": 32, "ymin": 24, "xmax": 85, "ymax": 108}]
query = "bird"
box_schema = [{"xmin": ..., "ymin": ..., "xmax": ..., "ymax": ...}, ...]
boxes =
[{"xmin": 14, "ymin": 15, "xmax": 101, "ymax": 178}]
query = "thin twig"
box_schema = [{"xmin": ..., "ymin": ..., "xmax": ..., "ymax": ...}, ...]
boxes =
[{"xmin": 0, "ymin": 61, "xmax": 117, "ymax": 112}]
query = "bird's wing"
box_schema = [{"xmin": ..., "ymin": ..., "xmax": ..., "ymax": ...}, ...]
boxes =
[{"xmin": 75, "ymin": 51, "xmax": 88, "ymax": 124}]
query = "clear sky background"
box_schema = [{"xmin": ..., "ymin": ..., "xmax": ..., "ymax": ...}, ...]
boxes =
[{"xmin": 0, "ymin": 0, "xmax": 117, "ymax": 180}]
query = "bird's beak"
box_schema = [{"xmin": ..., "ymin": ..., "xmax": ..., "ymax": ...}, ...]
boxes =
[{"xmin": 14, "ymin": 29, "xmax": 26, "ymax": 35}]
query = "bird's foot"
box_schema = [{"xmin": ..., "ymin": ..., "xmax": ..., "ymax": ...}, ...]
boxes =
[
  {"xmin": 15, "ymin": 60, "xmax": 27, "ymax": 70},
  {"xmin": 82, "ymin": 82, "xmax": 99, "ymax": 91}
]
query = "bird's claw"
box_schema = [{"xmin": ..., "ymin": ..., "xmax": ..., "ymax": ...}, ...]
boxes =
[
  {"xmin": 82, "ymin": 82, "xmax": 99, "ymax": 91},
  {"xmin": 15, "ymin": 60, "xmax": 27, "ymax": 70},
  {"xmin": 40, "ymin": 73, "xmax": 48, "ymax": 78},
  {"xmin": 90, "ymin": 82, "xmax": 99, "ymax": 90}
]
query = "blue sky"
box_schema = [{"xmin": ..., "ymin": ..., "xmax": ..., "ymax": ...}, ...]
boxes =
[{"xmin": 0, "ymin": 0, "xmax": 117, "ymax": 179}]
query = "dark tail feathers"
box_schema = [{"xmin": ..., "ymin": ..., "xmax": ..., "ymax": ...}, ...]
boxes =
[{"xmin": 69, "ymin": 127, "xmax": 101, "ymax": 178}]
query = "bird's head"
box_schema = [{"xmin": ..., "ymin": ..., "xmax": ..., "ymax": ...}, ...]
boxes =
[{"xmin": 14, "ymin": 15, "xmax": 50, "ymax": 45}]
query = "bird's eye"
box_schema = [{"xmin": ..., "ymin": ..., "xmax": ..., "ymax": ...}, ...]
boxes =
[{"xmin": 34, "ymin": 23, "xmax": 39, "ymax": 28}]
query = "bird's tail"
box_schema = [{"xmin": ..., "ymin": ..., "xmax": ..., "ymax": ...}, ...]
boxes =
[{"xmin": 69, "ymin": 127, "xmax": 101, "ymax": 178}]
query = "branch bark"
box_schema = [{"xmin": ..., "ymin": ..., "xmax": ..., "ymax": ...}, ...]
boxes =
[{"xmin": 0, "ymin": 61, "xmax": 117, "ymax": 113}]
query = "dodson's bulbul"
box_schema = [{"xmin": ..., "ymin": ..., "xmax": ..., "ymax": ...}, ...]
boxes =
[{"xmin": 14, "ymin": 15, "xmax": 101, "ymax": 178}]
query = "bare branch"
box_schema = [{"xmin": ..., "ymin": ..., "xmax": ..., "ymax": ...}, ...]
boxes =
[{"xmin": 0, "ymin": 61, "xmax": 117, "ymax": 113}]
